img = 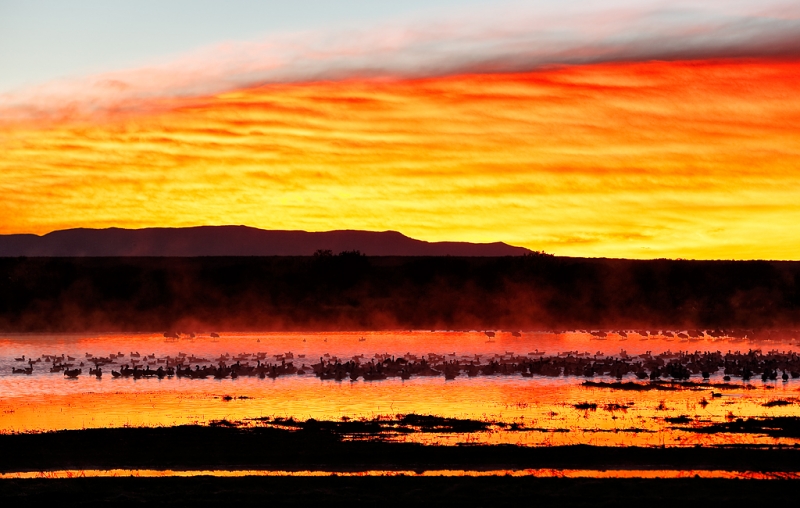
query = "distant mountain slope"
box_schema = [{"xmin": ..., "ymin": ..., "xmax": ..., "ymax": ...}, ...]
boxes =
[{"xmin": 0, "ymin": 226, "xmax": 531, "ymax": 257}]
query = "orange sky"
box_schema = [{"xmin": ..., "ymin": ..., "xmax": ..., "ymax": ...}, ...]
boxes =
[{"xmin": 1, "ymin": 58, "xmax": 799, "ymax": 259}]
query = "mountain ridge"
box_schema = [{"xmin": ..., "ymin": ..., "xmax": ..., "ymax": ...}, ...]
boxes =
[{"xmin": 0, "ymin": 226, "xmax": 531, "ymax": 257}]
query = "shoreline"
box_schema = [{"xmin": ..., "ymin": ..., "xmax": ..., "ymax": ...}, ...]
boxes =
[
  {"xmin": 3, "ymin": 424, "xmax": 800, "ymax": 474},
  {"xmin": 2, "ymin": 477, "xmax": 800, "ymax": 505}
]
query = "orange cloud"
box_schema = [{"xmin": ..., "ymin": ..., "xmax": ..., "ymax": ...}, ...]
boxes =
[
  {"xmin": 1, "ymin": 58, "xmax": 799, "ymax": 259},
  {"xmin": 3, "ymin": 0, "xmax": 800, "ymax": 124}
]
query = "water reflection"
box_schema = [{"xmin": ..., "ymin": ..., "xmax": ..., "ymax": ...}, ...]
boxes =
[
  {"xmin": 2, "ymin": 468, "xmax": 798, "ymax": 479},
  {"xmin": 1, "ymin": 331, "xmax": 800, "ymax": 448}
]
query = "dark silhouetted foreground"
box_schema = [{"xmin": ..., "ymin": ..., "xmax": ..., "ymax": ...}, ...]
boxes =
[
  {"xmin": 1, "ymin": 255, "xmax": 799, "ymax": 331},
  {"xmin": 3, "ymin": 424, "xmax": 799, "ymax": 506},
  {"xmin": 3, "ymin": 424, "xmax": 800, "ymax": 473},
  {"xmin": 2, "ymin": 477, "xmax": 799, "ymax": 507}
]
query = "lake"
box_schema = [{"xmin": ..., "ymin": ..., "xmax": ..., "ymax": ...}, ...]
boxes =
[{"xmin": 2, "ymin": 330, "xmax": 799, "ymax": 448}]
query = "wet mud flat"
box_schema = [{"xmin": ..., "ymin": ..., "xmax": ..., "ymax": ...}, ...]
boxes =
[
  {"xmin": 4, "ymin": 418, "xmax": 800, "ymax": 474},
  {"xmin": 2, "ymin": 477, "xmax": 800, "ymax": 506},
  {"xmin": 5, "ymin": 419, "xmax": 800, "ymax": 505}
]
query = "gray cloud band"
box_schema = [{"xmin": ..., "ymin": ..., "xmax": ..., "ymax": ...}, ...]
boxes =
[{"xmin": 2, "ymin": 4, "xmax": 799, "ymax": 120}]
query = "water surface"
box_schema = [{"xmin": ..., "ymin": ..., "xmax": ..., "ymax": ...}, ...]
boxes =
[{"xmin": 3, "ymin": 330, "xmax": 799, "ymax": 448}]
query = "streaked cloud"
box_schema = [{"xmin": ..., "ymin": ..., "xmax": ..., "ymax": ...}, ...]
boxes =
[
  {"xmin": 1, "ymin": 1, "xmax": 798, "ymax": 259},
  {"xmin": 2, "ymin": 59, "xmax": 799, "ymax": 259},
  {"xmin": 2, "ymin": 0, "xmax": 800, "ymax": 121}
]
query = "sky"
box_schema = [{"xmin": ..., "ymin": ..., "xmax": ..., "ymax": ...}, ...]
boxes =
[{"xmin": 1, "ymin": 0, "xmax": 799, "ymax": 259}]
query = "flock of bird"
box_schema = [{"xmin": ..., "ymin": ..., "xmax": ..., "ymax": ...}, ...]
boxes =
[
  {"xmin": 302, "ymin": 348, "xmax": 800, "ymax": 382},
  {"xmin": 9, "ymin": 345, "xmax": 800, "ymax": 383}
]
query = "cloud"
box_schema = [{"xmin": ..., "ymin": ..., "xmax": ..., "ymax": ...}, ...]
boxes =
[
  {"xmin": 2, "ymin": 0, "xmax": 800, "ymax": 121},
  {"xmin": 2, "ymin": 59, "xmax": 799, "ymax": 259}
]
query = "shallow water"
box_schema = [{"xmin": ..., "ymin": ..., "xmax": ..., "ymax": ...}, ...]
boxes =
[
  {"xmin": 3, "ymin": 469, "xmax": 798, "ymax": 479},
  {"xmin": 2, "ymin": 330, "xmax": 800, "ymax": 447}
]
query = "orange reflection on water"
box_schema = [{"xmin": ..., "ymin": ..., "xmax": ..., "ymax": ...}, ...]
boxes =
[
  {"xmin": 2, "ymin": 377, "xmax": 800, "ymax": 448},
  {"xmin": 2, "ymin": 469, "xmax": 798, "ymax": 480},
  {"xmin": 2, "ymin": 332, "xmax": 800, "ymax": 448}
]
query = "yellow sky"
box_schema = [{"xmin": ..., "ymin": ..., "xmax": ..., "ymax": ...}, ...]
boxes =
[{"xmin": 1, "ymin": 58, "xmax": 799, "ymax": 259}]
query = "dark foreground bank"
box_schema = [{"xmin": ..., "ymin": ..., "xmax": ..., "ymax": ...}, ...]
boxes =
[
  {"xmin": 2, "ymin": 255, "xmax": 800, "ymax": 331},
  {"xmin": 2, "ymin": 477, "xmax": 799, "ymax": 506},
  {"xmin": 3, "ymin": 425, "xmax": 800, "ymax": 473}
]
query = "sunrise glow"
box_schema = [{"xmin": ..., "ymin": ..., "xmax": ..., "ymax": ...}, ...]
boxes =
[
  {"xmin": 1, "ymin": 58, "xmax": 798, "ymax": 258},
  {"xmin": 6, "ymin": 3, "xmax": 800, "ymax": 500}
]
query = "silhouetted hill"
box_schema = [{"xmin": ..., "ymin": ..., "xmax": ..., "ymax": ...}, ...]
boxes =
[
  {"xmin": 1, "ymin": 256, "xmax": 799, "ymax": 332},
  {"xmin": 0, "ymin": 227, "xmax": 530, "ymax": 257}
]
